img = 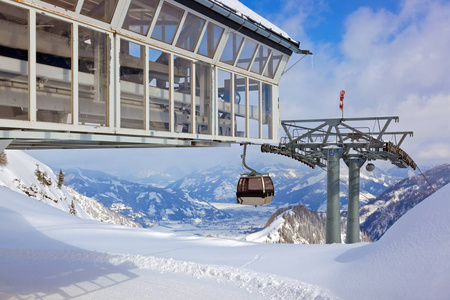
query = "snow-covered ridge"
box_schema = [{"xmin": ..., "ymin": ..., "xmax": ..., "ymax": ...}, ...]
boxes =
[
  {"xmin": 67, "ymin": 187, "xmax": 141, "ymax": 228},
  {"xmin": 0, "ymin": 151, "xmax": 140, "ymax": 227},
  {"xmin": 0, "ymin": 151, "xmax": 91, "ymax": 219}
]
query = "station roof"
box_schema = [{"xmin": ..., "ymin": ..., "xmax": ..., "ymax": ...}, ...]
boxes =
[{"xmin": 177, "ymin": 0, "xmax": 310, "ymax": 55}]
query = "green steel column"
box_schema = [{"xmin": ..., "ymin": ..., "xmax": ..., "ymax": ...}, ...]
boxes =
[
  {"xmin": 344, "ymin": 158, "xmax": 366, "ymax": 243},
  {"xmin": 323, "ymin": 148, "xmax": 345, "ymax": 244}
]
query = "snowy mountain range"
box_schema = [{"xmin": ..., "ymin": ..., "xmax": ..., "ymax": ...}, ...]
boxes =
[
  {"xmin": 162, "ymin": 162, "xmax": 413, "ymax": 210},
  {"xmin": 61, "ymin": 159, "xmax": 428, "ymax": 235},
  {"xmin": 64, "ymin": 168, "xmax": 229, "ymax": 227}
]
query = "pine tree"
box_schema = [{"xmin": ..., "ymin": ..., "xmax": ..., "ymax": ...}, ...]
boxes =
[
  {"xmin": 57, "ymin": 169, "xmax": 65, "ymax": 189},
  {"xmin": 35, "ymin": 165, "xmax": 52, "ymax": 186},
  {"xmin": 42, "ymin": 171, "xmax": 52, "ymax": 186},
  {"xmin": 0, "ymin": 151, "xmax": 7, "ymax": 166},
  {"xmin": 69, "ymin": 200, "xmax": 76, "ymax": 216},
  {"xmin": 34, "ymin": 164, "xmax": 43, "ymax": 183}
]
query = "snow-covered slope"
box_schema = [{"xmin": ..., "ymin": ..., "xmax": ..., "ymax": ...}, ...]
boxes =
[
  {"xmin": 0, "ymin": 151, "xmax": 140, "ymax": 228},
  {"xmin": 1, "ymin": 176, "xmax": 449, "ymax": 299},
  {"xmin": 67, "ymin": 186, "xmax": 141, "ymax": 228},
  {"xmin": 0, "ymin": 151, "xmax": 91, "ymax": 219}
]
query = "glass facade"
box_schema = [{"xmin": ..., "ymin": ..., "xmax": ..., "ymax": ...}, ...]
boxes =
[
  {"xmin": 81, "ymin": 0, "xmax": 119, "ymax": 23},
  {"xmin": 236, "ymin": 40, "xmax": 257, "ymax": 70},
  {"xmin": 220, "ymin": 32, "xmax": 243, "ymax": 65},
  {"xmin": 175, "ymin": 13, "xmax": 205, "ymax": 52},
  {"xmin": 78, "ymin": 26, "xmax": 109, "ymax": 126},
  {"xmin": 218, "ymin": 69, "xmax": 232, "ymax": 136},
  {"xmin": 197, "ymin": 22, "xmax": 223, "ymax": 58},
  {"xmin": 234, "ymin": 75, "xmax": 246, "ymax": 137},
  {"xmin": 0, "ymin": 0, "xmax": 283, "ymax": 143},
  {"xmin": 264, "ymin": 50, "xmax": 283, "ymax": 78},
  {"xmin": 173, "ymin": 56, "xmax": 192, "ymax": 133},
  {"xmin": 122, "ymin": 0, "xmax": 159, "ymax": 36},
  {"xmin": 262, "ymin": 83, "xmax": 272, "ymax": 139},
  {"xmin": 36, "ymin": 14, "xmax": 72, "ymax": 124},
  {"xmin": 151, "ymin": 2, "xmax": 183, "ymax": 44},
  {"xmin": 0, "ymin": 2, "xmax": 29, "ymax": 120},
  {"xmin": 120, "ymin": 40, "xmax": 145, "ymax": 129},
  {"xmin": 248, "ymin": 79, "xmax": 260, "ymax": 138},
  {"xmin": 195, "ymin": 62, "xmax": 211, "ymax": 135},
  {"xmin": 251, "ymin": 45, "xmax": 271, "ymax": 74},
  {"xmin": 148, "ymin": 47, "xmax": 170, "ymax": 131}
]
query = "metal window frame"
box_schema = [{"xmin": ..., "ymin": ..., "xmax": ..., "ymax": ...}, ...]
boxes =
[{"xmin": 21, "ymin": 0, "xmax": 289, "ymax": 84}]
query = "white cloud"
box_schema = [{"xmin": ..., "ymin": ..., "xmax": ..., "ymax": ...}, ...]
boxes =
[{"xmin": 277, "ymin": 0, "xmax": 450, "ymax": 166}]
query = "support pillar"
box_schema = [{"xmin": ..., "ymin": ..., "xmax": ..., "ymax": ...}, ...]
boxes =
[
  {"xmin": 323, "ymin": 148, "xmax": 344, "ymax": 244},
  {"xmin": 344, "ymin": 158, "xmax": 366, "ymax": 243},
  {"xmin": 0, "ymin": 139, "xmax": 12, "ymax": 153}
]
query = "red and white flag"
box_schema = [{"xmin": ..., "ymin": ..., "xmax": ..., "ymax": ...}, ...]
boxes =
[{"xmin": 339, "ymin": 90, "xmax": 345, "ymax": 112}]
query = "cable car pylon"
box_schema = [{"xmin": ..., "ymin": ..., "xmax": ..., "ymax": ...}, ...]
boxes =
[
  {"xmin": 236, "ymin": 144, "xmax": 274, "ymax": 206},
  {"xmin": 261, "ymin": 116, "xmax": 416, "ymax": 244}
]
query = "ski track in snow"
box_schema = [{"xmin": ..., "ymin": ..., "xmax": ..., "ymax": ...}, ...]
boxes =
[{"xmin": 0, "ymin": 248, "xmax": 333, "ymax": 300}]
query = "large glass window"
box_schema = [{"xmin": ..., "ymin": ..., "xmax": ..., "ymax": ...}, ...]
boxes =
[
  {"xmin": 120, "ymin": 40, "xmax": 145, "ymax": 129},
  {"xmin": 197, "ymin": 22, "xmax": 223, "ymax": 58},
  {"xmin": 251, "ymin": 45, "xmax": 271, "ymax": 74},
  {"xmin": 262, "ymin": 83, "xmax": 272, "ymax": 139},
  {"xmin": 36, "ymin": 14, "xmax": 72, "ymax": 124},
  {"xmin": 151, "ymin": 2, "xmax": 183, "ymax": 44},
  {"xmin": 220, "ymin": 32, "xmax": 243, "ymax": 65},
  {"xmin": 236, "ymin": 39, "xmax": 257, "ymax": 70},
  {"xmin": 264, "ymin": 51, "xmax": 283, "ymax": 78},
  {"xmin": 195, "ymin": 62, "xmax": 211, "ymax": 135},
  {"xmin": 81, "ymin": 0, "xmax": 119, "ymax": 23},
  {"xmin": 248, "ymin": 79, "xmax": 260, "ymax": 138},
  {"xmin": 0, "ymin": 3, "xmax": 29, "ymax": 120},
  {"xmin": 148, "ymin": 47, "xmax": 170, "ymax": 131},
  {"xmin": 218, "ymin": 69, "xmax": 231, "ymax": 136},
  {"xmin": 122, "ymin": 0, "xmax": 159, "ymax": 36},
  {"xmin": 78, "ymin": 27, "xmax": 109, "ymax": 126},
  {"xmin": 234, "ymin": 75, "xmax": 246, "ymax": 137},
  {"xmin": 173, "ymin": 56, "xmax": 192, "ymax": 133},
  {"xmin": 40, "ymin": 0, "xmax": 78, "ymax": 11},
  {"xmin": 175, "ymin": 13, "xmax": 205, "ymax": 52}
]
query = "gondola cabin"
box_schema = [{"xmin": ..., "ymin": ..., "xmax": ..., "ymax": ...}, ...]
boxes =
[{"xmin": 236, "ymin": 174, "xmax": 274, "ymax": 206}]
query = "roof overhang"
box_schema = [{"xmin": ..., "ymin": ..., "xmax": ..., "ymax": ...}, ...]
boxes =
[{"xmin": 174, "ymin": 0, "xmax": 311, "ymax": 56}]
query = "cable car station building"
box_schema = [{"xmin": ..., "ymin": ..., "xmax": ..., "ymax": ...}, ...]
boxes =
[{"xmin": 0, "ymin": 0, "xmax": 306, "ymax": 150}]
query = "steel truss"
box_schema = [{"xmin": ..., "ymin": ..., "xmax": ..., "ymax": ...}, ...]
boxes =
[
  {"xmin": 262, "ymin": 116, "xmax": 416, "ymax": 170},
  {"xmin": 261, "ymin": 116, "xmax": 416, "ymax": 244}
]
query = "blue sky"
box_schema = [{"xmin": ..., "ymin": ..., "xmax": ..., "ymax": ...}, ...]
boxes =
[
  {"xmin": 28, "ymin": 0, "xmax": 450, "ymax": 180},
  {"xmin": 241, "ymin": 0, "xmax": 401, "ymax": 45}
]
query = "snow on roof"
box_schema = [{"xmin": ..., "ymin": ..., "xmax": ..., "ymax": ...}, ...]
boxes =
[
  {"xmin": 204, "ymin": 0, "xmax": 303, "ymax": 53},
  {"xmin": 212, "ymin": 0, "xmax": 291, "ymax": 38}
]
